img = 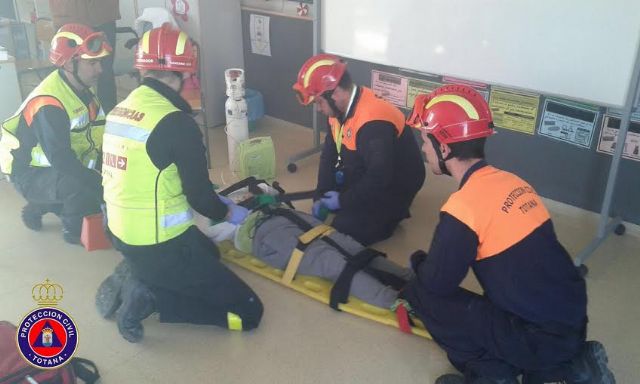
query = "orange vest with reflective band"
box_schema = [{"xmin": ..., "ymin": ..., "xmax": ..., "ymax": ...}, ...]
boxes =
[
  {"xmin": 328, "ymin": 87, "xmax": 406, "ymax": 150},
  {"xmin": 442, "ymin": 166, "xmax": 550, "ymax": 260}
]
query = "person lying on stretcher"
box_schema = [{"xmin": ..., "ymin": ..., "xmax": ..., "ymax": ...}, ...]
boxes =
[{"xmin": 196, "ymin": 185, "xmax": 414, "ymax": 310}]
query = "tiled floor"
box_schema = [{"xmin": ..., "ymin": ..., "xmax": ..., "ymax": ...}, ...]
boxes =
[{"xmin": 0, "ymin": 116, "xmax": 638, "ymax": 383}]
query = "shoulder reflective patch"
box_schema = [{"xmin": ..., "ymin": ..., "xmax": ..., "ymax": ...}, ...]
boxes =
[{"xmin": 24, "ymin": 96, "xmax": 64, "ymax": 127}]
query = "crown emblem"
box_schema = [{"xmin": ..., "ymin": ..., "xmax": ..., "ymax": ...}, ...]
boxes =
[
  {"xmin": 42, "ymin": 326, "xmax": 54, "ymax": 346},
  {"xmin": 32, "ymin": 279, "xmax": 64, "ymax": 307}
]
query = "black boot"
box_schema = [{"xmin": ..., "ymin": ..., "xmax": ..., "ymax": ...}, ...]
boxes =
[
  {"xmin": 569, "ymin": 341, "xmax": 616, "ymax": 384},
  {"xmin": 95, "ymin": 260, "xmax": 132, "ymax": 319},
  {"xmin": 435, "ymin": 374, "xmax": 518, "ymax": 384},
  {"xmin": 61, "ymin": 215, "xmax": 82, "ymax": 245},
  {"xmin": 435, "ymin": 374, "xmax": 465, "ymax": 384},
  {"xmin": 21, "ymin": 204, "xmax": 44, "ymax": 231},
  {"xmin": 62, "ymin": 229, "xmax": 81, "ymax": 245},
  {"xmin": 523, "ymin": 341, "xmax": 616, "ymax": 384},
  {"xmin": 117, "ymin": 277, "xmax": 156, "ymax": 343}
]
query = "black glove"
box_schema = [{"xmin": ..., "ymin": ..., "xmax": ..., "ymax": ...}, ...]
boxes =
[{"xmin": 410, "ymin": 250, "xmax": 428, "ymax": 272}]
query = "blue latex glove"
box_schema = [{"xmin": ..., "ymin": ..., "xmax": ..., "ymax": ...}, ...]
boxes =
[
  {"xmin": 320, "ymin": 191, "xmax": 341, "ymax": 211},
  {"xmin": 218, "ymin": 195, "xmax": 233, "ymax": 205},
  {"xmin": 218, "ymin": 195, "xmax": 249, "ymax": 225},
  {"xmin": 312, "ymin": 200, "xmax": 328, "ymax": 220},
  {"xmin": 226, "ymin": 204, "xmax": 249, "ymax": 225}
]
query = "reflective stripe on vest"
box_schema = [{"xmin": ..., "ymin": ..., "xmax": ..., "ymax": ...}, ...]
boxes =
[
  {"xmin": 103, "ymin": 84, "xmax": 193, "ymax": 246},
  {"xmin": 31, "ymin": 151, "xmax": 51, "ymax": 166},
  {"xmin": 104, "ymin": 121, "xmax": 151, "ymax": 142},
  {"xmin": 0, "ymin": 70, "xmax": 104, "ymax": 174},
  {"xmin": 162, "ymin": 210, "xmax": 194, "ymax": 228},
  {"xmin": 441, "ymin": 166, "xmax": 551, "ymax": 260},
  {"xmin": 328, "ymin": 87, "xmax": 406, "ymax": 151}
]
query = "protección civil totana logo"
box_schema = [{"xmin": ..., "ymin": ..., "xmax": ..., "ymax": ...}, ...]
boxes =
[{"xmin": 16, "ymin": 279, "xmax": 78, "ymax": 369}]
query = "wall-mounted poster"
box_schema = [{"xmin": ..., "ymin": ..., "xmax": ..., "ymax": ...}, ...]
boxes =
[
  {"xmin": 371, "ymin": 70, "xmax": 408, "ymax": 108},
  {"xmin": 606, "ymin": 107, "xmax": 640, "ymax": 121},
  {"xmin": 405, "ymin": 78, "xmax": 441, "ymax": 109},
  {"xmin": 537, "ymin": 98, "xmax": 600, "ymax": 148},
  {"xmin": 489, "ymin": 87, "xmax": 540, "ymax": 134},
  {"xmin": 597, "ymin": 114, "xmax": 640, "ymax": 162},
  {"xmin": 250, "ymin": 14, "xmax": 271, "ymax": 56}
]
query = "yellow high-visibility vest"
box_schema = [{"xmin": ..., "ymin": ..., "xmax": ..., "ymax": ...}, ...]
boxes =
[
  {"xmin": 0, "ymin": 70, "xmax": 104, "ymax": 175},
  {"xmin": 102, "ymin": 84, "xmax": 193, "ymax": 245}
]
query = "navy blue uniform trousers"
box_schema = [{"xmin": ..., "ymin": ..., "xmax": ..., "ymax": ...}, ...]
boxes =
[
  {"xmin": 112, "ymin": 226, "xmax": 263, "ymax": 331},
  {"xmin": 406, "ymin": 287, "xmax": 586, "ymax": 380}
]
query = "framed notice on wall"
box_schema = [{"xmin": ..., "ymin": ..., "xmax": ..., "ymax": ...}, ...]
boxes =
[
  {"xmin": 537, "ymin": 98, "xmax": 600, "ymax": 149},
  {"xmin": 405, "ymin": 77, "xmax": 441, "ymax": 110},
  {"xmin": 370, "ymin": 70, "xmax": 408, "ymax": 108},
  {"xmin": 489, "ymin": 87, "xmax": 540, "ymax": 135},
  {"xmin": 597, "ymin": 115, "xmax": 640, "ymax": 162}
]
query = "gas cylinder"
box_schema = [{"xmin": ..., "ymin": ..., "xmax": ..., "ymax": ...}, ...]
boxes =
[{"xmin": 225, "ymin": 68, "xmax": 249, "ymax": 173}]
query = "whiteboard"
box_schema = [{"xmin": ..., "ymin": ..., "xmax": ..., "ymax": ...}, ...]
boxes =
[{"xmin": 322, "ymin": 0, "xmax": 640, "ymax": 107}]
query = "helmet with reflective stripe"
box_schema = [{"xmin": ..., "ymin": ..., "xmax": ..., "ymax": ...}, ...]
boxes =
[
  {"xmin": 49, "ymin": 23, "xmax": 112, "ymax": 67},
  {"xmin": 293, "ymin": 53, "xmax": 346, "ymax": 105},
  {"xmin": 406, "ymin": 84, "xmax": 494, "ymax": 144},
  {"xmin": 135, "ymin": 23, "xmax": 197, "ymax": 73}
]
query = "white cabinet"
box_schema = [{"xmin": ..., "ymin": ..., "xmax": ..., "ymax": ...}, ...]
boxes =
[
  {"xmin": 173, "ymin": 0, "xmax": 244, "ymax": 127},
  {"xmin": 0, "ymin": 58, "xmax": 21, "ymax": 122}
]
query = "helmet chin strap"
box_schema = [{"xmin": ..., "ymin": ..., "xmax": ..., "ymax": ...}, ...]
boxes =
[
  {"xmin": 321, "ymin": 91, "xmax": 342, "ymax": 119},
  {"xmin": 428, "ymin": 135, "xmax": 453, "ymax": 176},
  {"xmin": 71, "ymin": 59, "xmax": 91, "ymax": 92},
  {"xmin": 174, "ymin": 71, "xmax": 185, "ymax": 94}
]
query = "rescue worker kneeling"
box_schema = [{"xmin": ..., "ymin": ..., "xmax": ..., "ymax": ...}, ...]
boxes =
[
  {"xmin": 0, "ymin": 24, "xmax": 110, "ymax": 244},
  {"xmin": 97, "ymin": 25, "xmax": 262, "ymax": 343},
  {"xmin": 293, "ymin": 54, "xmax": 426, "ymax": 246},
  {"xmin": 402, "ymin": 85, "xmax": 615, "ymax": 384}
]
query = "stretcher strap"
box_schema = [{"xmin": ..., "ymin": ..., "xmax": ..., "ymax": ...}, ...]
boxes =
[
  {"xmin": 218, "ymin": 176, "xmax": 262, "ymax": 196},
  {"xmin": 261, "ymin": 207, "xmax": 408, "ymax": 308},
  {"xmin": 282, "ymin": 224, "xmax": 334, "ymax": 285},
  {"xmin": 395, "ymin": 302, "xmax": 413, "ymax": 334},
  {"xmin": 329, "ymin": 248, "xmax": 381, "ymax": 310},
  {"xmin": 282, "ymin": 249, "xmax": 305, "ymax": 286},
  {"xmin": 298, "ymin": 224, "xmax": 334, "ymax": 245}
]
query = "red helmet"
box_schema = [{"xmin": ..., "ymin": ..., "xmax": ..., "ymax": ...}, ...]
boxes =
[
  {"xmin": 292, "ymin": 53, "xmax": 346, "ymax": 105},
  {"xmin": 49, "ymin": 23, "xmax": 112, "ymax": 67},
  {"xmin": 135, "ymin": 24, "xmax": 197, "ymax": 73},
  {"xmin": 406, "ymin": 84, "xmax": 495, "ymax": 144}
]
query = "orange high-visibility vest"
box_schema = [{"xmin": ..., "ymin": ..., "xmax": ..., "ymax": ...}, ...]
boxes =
[
  {"xmin": 328, "ymin": 87, "xmax": 406, "ymax": 151},
  {"xmin": 442, "ymin": 166, "xmax": 550, "ymax": 260}
]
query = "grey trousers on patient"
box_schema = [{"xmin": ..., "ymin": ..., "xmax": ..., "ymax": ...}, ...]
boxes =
[{"xmin": 252, "ymin": 211, "xmax": 413, "ymax": 308}]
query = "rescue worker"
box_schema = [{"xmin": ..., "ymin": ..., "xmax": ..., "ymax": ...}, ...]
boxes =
[
  {"xmin": 293, "ymin": 54, "xmax": 425, "ymax": 246},
  {"xmin": 49, "ymin": 0, "xmax": 121, "ymax": 112},
  {"xmin": 401, "ymin": 84, "xmax": 615, "ymax": 384},
  {"xmin": 100, "ymin": 25, "xmax": 262, "ymax": 343},
  {"xmin": 0, "ymin": 23, "xmax": 110, "ymax": 244}
]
